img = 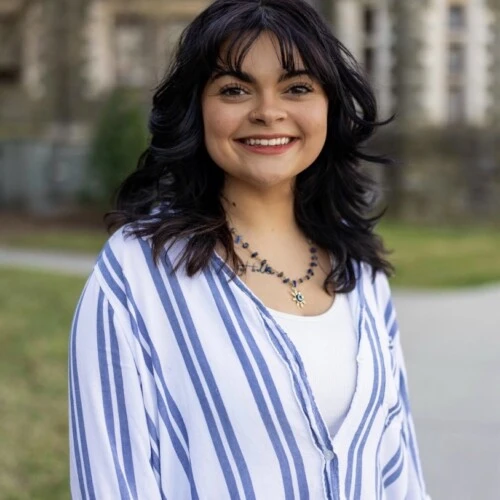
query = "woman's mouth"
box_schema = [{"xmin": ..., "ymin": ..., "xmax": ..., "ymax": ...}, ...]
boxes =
[{"xmin": 236, "ymin": 137, "xmax": 299, "ymax": 155}]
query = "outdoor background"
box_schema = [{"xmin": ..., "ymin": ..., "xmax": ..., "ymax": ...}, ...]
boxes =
[{"xmin": 0, "ymin": 0, "xmax": 499, "ymax": 499}]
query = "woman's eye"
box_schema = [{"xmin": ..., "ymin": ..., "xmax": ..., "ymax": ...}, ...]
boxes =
[
  {"xmin": 220, "ymin": 86, "xmax": 247, "ymax": 97},
  {"xmin": 288, "ymin": 84, "xmax": 314, "ymax": 94}
]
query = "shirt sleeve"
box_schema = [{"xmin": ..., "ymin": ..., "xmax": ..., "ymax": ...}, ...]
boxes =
[
  {"xmin": 375, "ymin": 272, "xmax": 432, "ymax": 500},
  {"xmin": 68, "ymin": 272, "xmax": 162, "ymax": 500}
]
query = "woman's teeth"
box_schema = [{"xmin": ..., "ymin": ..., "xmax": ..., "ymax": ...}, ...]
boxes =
[{"xmin": 243, "ymin": 137, "xmax": 293, "ymax": 146}]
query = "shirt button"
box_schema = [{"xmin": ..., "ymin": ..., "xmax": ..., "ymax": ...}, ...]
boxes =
[{"xmin": 324, "ymin": 450, "xmax": 335, "ymax": 461}]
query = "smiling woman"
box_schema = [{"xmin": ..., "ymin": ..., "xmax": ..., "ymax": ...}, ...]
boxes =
[{"xmin": 69, "ymin": 1, "xmax": 431, "ymax": 499}]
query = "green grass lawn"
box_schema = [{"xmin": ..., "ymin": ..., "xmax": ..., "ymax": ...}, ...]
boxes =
[
  {"xmin": 1, "ymin": 223, "xmax": 499, "ymax": 288},
  {"xmin": 381, "ymin": 223, "xmax": 500, "ymax": 288},
  {"xmin": 1, "ymin": 229, "xmax": 107, "ymax": 255},
  {"xmin": 0, "ymin": 268, "xmax": 85, "ymax": 499}
]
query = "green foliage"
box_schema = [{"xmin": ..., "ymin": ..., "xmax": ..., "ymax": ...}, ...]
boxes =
[{"xmin": 88, "ymin": 87, "xmax": 148, "ymax": 203}]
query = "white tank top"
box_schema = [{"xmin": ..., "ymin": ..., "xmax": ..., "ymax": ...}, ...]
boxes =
[{"xmin": 268, "ymin": 294, "xmax": 357, "ymax": 437}]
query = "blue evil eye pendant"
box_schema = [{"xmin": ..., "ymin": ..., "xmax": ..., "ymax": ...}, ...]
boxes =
[{"xmin": 291, "ymin": 288, "xmax": 306, "ymax": 308}]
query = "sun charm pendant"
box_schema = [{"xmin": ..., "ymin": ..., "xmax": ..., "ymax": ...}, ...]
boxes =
[{"xmin": 291, "ymin": 287, "xmax": 306, "ymax": 308}]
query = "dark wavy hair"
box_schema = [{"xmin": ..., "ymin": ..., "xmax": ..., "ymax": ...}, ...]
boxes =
[{"xmin": 107, "ymin": 0, "xmax": 394, "ymax": 293}]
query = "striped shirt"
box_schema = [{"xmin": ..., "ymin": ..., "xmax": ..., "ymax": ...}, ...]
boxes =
[{"xmin": 69, "ymin": 228, "xmax": 430, "ymax": 500}]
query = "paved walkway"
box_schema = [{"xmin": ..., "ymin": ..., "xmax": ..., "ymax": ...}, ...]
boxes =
[
  {"xmin": 1, "ymin": 246, "xmax": 499, "ymax": 499},
  {"xmin": 394, "ymin": 286, "xmax": 500, "ymax": 500},
  {"xmin": 0, "ymin": 246, "xmax": 97, "ymax": 275}
]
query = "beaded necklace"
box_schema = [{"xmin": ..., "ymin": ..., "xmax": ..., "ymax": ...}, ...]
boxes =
[{"xmin": 230, "ymin": 228, "xmax": 318, "ymax": 308}]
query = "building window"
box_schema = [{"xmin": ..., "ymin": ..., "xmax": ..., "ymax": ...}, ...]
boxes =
[
  {"xmin": 363, "ymin": 7, "xmax": 375, "ymax": 35},
  {"xmin": 448, "ymin": 86, "xmax": 465, "ymax": 123},
  {"xmin": 449, "ymin": 5, "xmax": 465, "ymax": 31},
  {"xmin": 0, "ymin": 14, "xmax": 22, "ymax": 84},
  {"xmin": 115, "ymin": 16, "xmax": 148, "ymax": 87},
  {"xmin": 449, "ymin": 44, "xmax": 464, "ymax": 74}
]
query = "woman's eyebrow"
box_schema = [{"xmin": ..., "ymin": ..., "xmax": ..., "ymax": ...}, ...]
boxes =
[{"xmin": 210, "ymin": 69, "xmax": 312, "ymax": 83}]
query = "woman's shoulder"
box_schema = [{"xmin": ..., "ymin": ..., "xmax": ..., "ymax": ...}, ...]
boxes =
[
  {"xmin": 95, "ymin": 223, "xmax": 187, "ymax": 281},
  {"xmin": 97, "ymin": 225, "xmax": 147, "ymax": 269},
  {"xmin": 355, "ymin": 260, "xmax": 393, "ymax": 304}
]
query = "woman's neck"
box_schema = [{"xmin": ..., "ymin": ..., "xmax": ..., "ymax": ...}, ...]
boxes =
[{"xmin": 221, "ymin": 181, "xmax": 298, "ymax": 240}]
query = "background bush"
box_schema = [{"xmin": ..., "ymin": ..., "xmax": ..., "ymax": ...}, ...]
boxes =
[{"xmin": 88, "ymin": 87, "xmax": 148, "ymax": 204}]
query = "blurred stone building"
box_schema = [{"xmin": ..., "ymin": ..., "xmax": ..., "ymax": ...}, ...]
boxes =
[
  {"xmin": 0, "ymin": 0, "xmax": 207, "ymax": 211},
  {"xmin": 337, "ymin": 0, "xmax": 495, "ymax": 127},
  {"xmin": 0, "ymin": 0, "xmax": 207, "ymax": 137},
  {"xmin": 0, "ymin": 0, "xmax": 499, "ymax": 219},
  {"xmin": 335, "ymin": 0, "xmax": 500, "ymax": 221}
]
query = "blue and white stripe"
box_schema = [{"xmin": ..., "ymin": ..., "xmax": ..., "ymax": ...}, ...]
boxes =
[{"xmin": 69, "ymin": 228, "xmax": 430, "ymax": 499}]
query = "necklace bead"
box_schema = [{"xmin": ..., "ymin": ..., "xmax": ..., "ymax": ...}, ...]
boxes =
[{"xmin": 230, "ymin": 227, "xmax": 316, "ymax": 308}]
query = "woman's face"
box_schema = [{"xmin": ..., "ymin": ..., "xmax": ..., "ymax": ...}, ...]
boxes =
[{"xmin": 201, "ymin": 33, "xmax": 328, "ymax": 191}]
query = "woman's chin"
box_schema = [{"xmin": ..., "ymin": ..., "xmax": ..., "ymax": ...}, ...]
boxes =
[{"xmin": 241, "ymin": 173, "xmax": 296, "ymax": 191}]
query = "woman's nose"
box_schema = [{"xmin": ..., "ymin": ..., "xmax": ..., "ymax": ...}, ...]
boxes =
[{"xmin": 248, "ymin": 97, "xmax": 287, "ymax": 124}]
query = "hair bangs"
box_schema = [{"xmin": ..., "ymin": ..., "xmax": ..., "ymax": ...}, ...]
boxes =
[{"xmin": 201, "ymin": 9, "xmax": 322, "ymax": 84}]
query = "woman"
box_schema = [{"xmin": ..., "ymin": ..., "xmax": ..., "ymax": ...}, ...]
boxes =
[{"xmin": 69, "ymin": 0, "xmax": 430, "ymax": 498}]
